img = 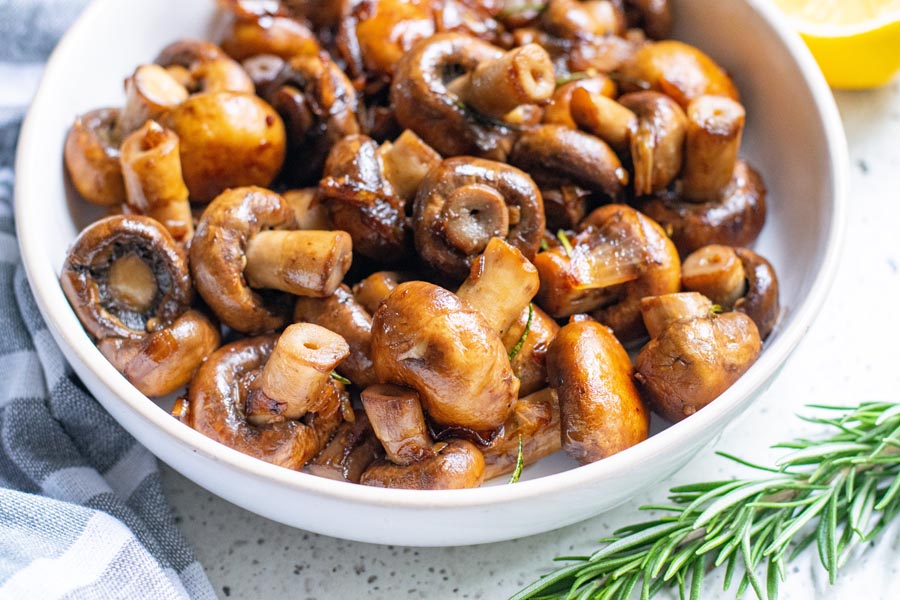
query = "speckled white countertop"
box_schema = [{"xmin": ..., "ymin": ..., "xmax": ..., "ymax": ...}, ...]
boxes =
[{"xmin": 161, "ymin": 84, "xmax": 900, "ymax": 600}]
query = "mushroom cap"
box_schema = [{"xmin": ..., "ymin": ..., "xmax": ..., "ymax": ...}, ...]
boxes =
[
  {"xmin": 63, "ymin": 107, "xmax": 126, "ymax": 206},
  {"xmin": 190, "ymin": 186, "xmax": 296, "ymax": 334},
  {"xmin": 61, "ymin": 214, "xmax": 192, "ymax": 341},
  {"xmin": 161, "ymin": 91, "xmax": 286, "ymax": 202},
  {"xmin": 734, "ymin": 247, "xmax": 780, "ymax": 340}
]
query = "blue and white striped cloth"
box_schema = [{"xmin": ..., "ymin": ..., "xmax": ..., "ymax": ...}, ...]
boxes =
[{"xmin": 0, "ymin": 2, "xmax": 214, "ymax": 598}]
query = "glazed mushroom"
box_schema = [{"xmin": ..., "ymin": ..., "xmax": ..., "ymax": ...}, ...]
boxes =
[
  {"xmin": 253, "ymin": 52, "xmax": 361, "ymax": 185},
  {"xmin": 636, "ymin": 159, "xmax": 767, "ymax": 256},
  {"xmin": 294, "ymin": 285, "xmax": 376, "ymax": 387},
  {"xmin": 64, "ymin": 108, "xmax": 127, "ymax": 206},
  {"xmin": 319, "ymin": 131, "xmax": 441, "ymax": 261},
  {"xmin": 60, "ymin": 215, "xmax": 219, "ymax": 395},
  {"xmin": 456, "ymin": 237, "xmax": 541, "ymax": 337},
  {"xmin": 352, "ymin": 271, "xmax": 412, "ymax": 315},
  {"xmin": 305, "ymin": 411, "xmax": 384, "ymax": 483},
  {"xmin": 391, "ymin": 33, "xmax": 554, "ymax": 160},
  {"xmin": 623, "ymin": 0, "xmax": 672, "ymax": 39},
  {"xmin": 220, "ymin": 9, "xmax": 320, "ymax": 61},
  {"xmin": 178, "ymin": 335, "xmax": 345, "ymax": 469},
  {"xmin": 509, "ymin": 125, "xmax": 628, "ymax": 202},
  {"xmin": 635, "ymin": 292, "xmax": 762, "ymax": 422},
  {"xmin": 501, "ymin": 303, "xmax": 560, "ymax": 397},
  {"xmin": 160, "ymin": 91, "xmax": 286, "ymax": 202},
  {"xmin": 119, "ymin": 121, "xmax": 193, "ymax": 243},
  {"xmin": 243, "ymin": 323, "xmax": 350, "ymax": 424},
  {"xmin": 535, "ymin": 204, "xmax": 680, "ymax": 343},
  {"xmin": 371, "ymin": 281, "xmax": 519, "ymax": 432},
  {"xmin": 543, "ymin": 74, "xmax": 617, "ymax": 130},
  {"xmin": 681, "ymin": 95, "xmax": 746, "ymax": 201},
  {"xmin": 482, "ymin": 387, "xmax": 561, "ymax": 480},
  {"xmin": 617, "ymin": 40, "xmax": 739, "ymax": 108},
  {"xmin": 359, "ymin": 384, "xmax": 486, "ymax": 489},
  {"xmin": 618, "ymin": 91, "xmax": 687, "ymax": 197},
  {"xmin": 682, "ymin": 245, "xmax": 780, "ymax": 339},
  {"xmin": 190, "ymin": 187, "xmax": 353, "ymax": 334},
  {"xmin": 413, "ymin": 157, "xmax": 545, "ymax": 281},
  {"xmin": 568, "ymin": 86, "xmax": 637, "ymax": 153},
  {"xmin": 547, "ymin": 320, "xmax": 649, "ymax": 464},
  {"xmin": 539, "ymin": 0, "xmax": 626, "ymax": 40},
  {"xmin": 118, "ymin": 64, "xmax": 188, "ymax": 137},
  {"xmin": 155, "ymin": 39, "xmax": 255, "ymax": 94}
]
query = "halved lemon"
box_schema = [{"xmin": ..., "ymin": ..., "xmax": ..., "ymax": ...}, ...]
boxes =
[{"xmin": 770, "ymin": 0, "xmax": 900, "ymax": 88}]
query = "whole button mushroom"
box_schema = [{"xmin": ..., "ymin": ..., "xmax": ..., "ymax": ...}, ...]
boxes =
[
  {"xmin": 359, "ymin": 384, "xmax": 486, "ymax": 490},
  {"xmin": 391, "ymin": 33, "xmax": 554, "ymax": 160},
  {"xmin": 177, "ymin": 334, "xmax": 346, "ymax": 469},
  {"xmin": 60, "ymin": 215, "xmax": 219, "ymax": 396},
  {"xmin": 371, "ymin": 281, "xmax": 519, "ymax": 433},
  {"xmin": 220, "ymin": 7, "xmax": 321, "ymax": 61},
  {"xmin": 64, "ymin": 108, "xmax": 127, "ymax": 206},
  {"xmin": 618, "ymin": 91, "xmax": 687, "ymax": 197},
  {"xmin": 190, "ymin": 187, "xmax": 353, "ymax": 334},
  {"xmin": 154, "ymin": 39, "xmax": 255, "ymax": 95},
  {"xmin": 636, "ymin": 159, "xmax": 767, "ymax": 256},
  {"xmin": 413, "ymin": 157, "xmax": 545, "ymax": 282},
  {"xmin": 547, "ymin": 320, "xmax": 649, "ymax": 465},
  {"xmin": 635, "ymin": 292, "xmax": 762, "ymax": 422},
  {"xmin": 682, "ymin": 245, "xmax": 780, "ymax": 339}
]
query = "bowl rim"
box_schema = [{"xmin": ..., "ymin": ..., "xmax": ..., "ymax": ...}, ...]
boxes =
[{"xmin": 14, "ymin": 0, "xmax": 848, "ymax": 510}]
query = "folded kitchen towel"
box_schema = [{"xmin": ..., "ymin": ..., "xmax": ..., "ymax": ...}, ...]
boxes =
[{"xmin": 0, "ymin": 1, "xmax": 214, "ymax": 598}]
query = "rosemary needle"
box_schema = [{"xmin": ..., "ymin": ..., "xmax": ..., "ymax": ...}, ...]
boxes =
[{"xmin": 512, "ymin": 402, "xmax": 900, "ymax": 600}]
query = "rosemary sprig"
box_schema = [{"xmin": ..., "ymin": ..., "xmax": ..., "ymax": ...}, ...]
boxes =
[
  {"xmin": 556, "ymin": 230, "xmax": 574, "ymax": 258},
  {"xmin": 512, "ymin": 402, "xmax": 900, "ymax": 600},
  {"xmin": 508, "ymin": 303, "xmax": 535, "ymax": 362}
]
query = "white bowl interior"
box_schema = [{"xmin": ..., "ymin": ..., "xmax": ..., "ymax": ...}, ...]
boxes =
[{"xmin": 15, "ymin": 0, "xmax": 847, "ymax": 545}]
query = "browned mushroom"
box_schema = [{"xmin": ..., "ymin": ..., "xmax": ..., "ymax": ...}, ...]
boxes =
[
  {"xmin": 547, "ymin": 320, "xmax": 649, "ymax": 464},
  {"xmin": 413, "ymin": 157, "xmax": 545, "ymax": 281},
  {"xmin": 535, "ymin": 204, "xmax": 680, "ymax": 343},
  {"xmin": 319, "ymin": 131, "xmax": 441, "ymax": 261},
  {"xmin": 253, "ymin": 51, "xmax": 361, "ymax": 185},
  {"xmin": 352, "ymin": 271, "xmax": 412, "ymax": 315},
  {"xmin": 568, "ymin": 87, "xmax": 636, "ymax": 153},
  {"xmin": 64, "ymin": 108, "xmax": 127, "ymax": 206},
  {"xmin": 294, "ymin": 284, "xmax": 376, "ymax": 387},
  {"xmin": 391, "ymin": 33, "xmax": 553, "ymax": 160},
  {"xmin": 622, "ymin": 0, "xmax": 672, "ymax": 39},
  {"xmin": 482, "ymin": 387, "xmax": 561, "ymax": 480},
  {"xmin": 190, "ymin": 187, "xmax": 352, "ymax": 334},
  {"xmin": 682, "ymin": 245, "xmax": 779, "ymax": 339},
  {"xmin": 618, "ymin": 91, "xmax": 687, "ymax": 197},
  {"xmin": 155, "ymin": 39, "xmax": 255, "ymax": 94},
  {"xmin": 681, "ymin": 95, "xmax": 746, "ymax": 202},
  {"xmin": 97, "ymin": 310, "xmax": 220, "ymax": 397},
  {"xmin": 371, "ymin": 281, "xmax": 519, "ymax": 432},
  {"xmin": 509, "ymin": 124, "xmax": 628, "ymax": 230},
  {"xmin": 282, "ymin": 188, "xmax": 331, "ymax": 230},
  {"xmin": 220, "ymin": 9, "xmax": 320, "ymax": 61},
  {"xmin": 617, "ymin": 40, "xmax": 739, "ymax": 108},
  {"xmin": 540, "ymin": 0, "xmax": 626, "ymax": 40},
  {"xmin": 502, "ymin": 303, "xmax": 560, "ymax": 396},
  {"xmin": 179, "ymin": 335, "xmax": 344, "ymax": 469},
  {"xmin": 305, "ymin": 411, "xmax": 385, "ymax": 483},
  {"xmin": 60, "ymin": 215, "xmax": 219, "ymax": 395},
  {"xmin": 160, "ymin": 91, "xmax": 285, "ymax": 202},
  {"xmin": 543, "ymin": 74, "xmax": 617, "ymax": 130},
  {"xmin": 359, "ymin": 384, "xmax": 485, "ymax": 489},
  {"xmin": 119, "ymin": 121, "xmax": 193, "ymax": 243},
  {"xmin": 635, "ymin": 292, "xmax": 762, "ymax": 422},
  {"xmin": 636, "ymin": 160, "xmax": 767, "ymax": 256}
]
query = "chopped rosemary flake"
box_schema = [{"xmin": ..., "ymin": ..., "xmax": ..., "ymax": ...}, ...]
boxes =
[
  {"xmin": 509, "ymin": 434, "xmax": 525, "ymax": 484},
  {"xmin": 556, "ymin": 230, "xmax": 574, "ymax": 258},
  {"xmin": 330, "ymin": 371, "xmax": 352, "ymax": 385}
]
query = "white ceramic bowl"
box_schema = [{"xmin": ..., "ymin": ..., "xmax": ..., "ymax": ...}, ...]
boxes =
[{"xmin": 16, "ymin": 0, "xmax": 847, "ymax": 546}]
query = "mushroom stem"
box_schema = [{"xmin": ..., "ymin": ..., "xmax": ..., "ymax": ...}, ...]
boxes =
[
  {"xmin": 448, "ymin": 44, "xmax": 555, "ymax": 118},
  {"xmin": 569, "ymin": 87, "xmax": 637, "ymax": 152},
  {"xmin": 640, "ymin": 292, "xmax": 713, "ymax": 340},
  {"xmin": 352, "ymin": 271, "xmax": 410, "ymax": 315},
  {"xmin": 682, "ymin": 95, "xmax": 745, "ymax": 201},
  {"xmin": 378, "ymin": 130, "xmax": 442, "ymax": 201},
  {"xmin": 456, "ymin": 238, "xmax": 540, "ymax": 336},
  {"xmin": 120, "ymin": 121, "xmax": 193, "ymax": 242},
  {"xmin": 681, "ymin": 245, "xmax": 747, "ymax": 308},
  {"xmin": 244, "ymin": 230, "xmax": 352, "ymax": 297},
  {"xmin": 119, "ymin": 65, "xmax": 188, "ymax": 137},
  {"xmin": 441, "ymin": 184, "xmax": 511, "ymax": 256},
  {"xmin": 107, "ymin": 254, "xmax": 158, "ymax": 314},
  {"xmin": 282, "ymin": 189, "xmax": 330, "ymax": 230},
  {"xmin": 361, "ymin": 384, "xmax": 434, "ymax": 466},
  {"xmin": 248, "ymin": 323, "xmax": 349, "ymax": 423}
]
